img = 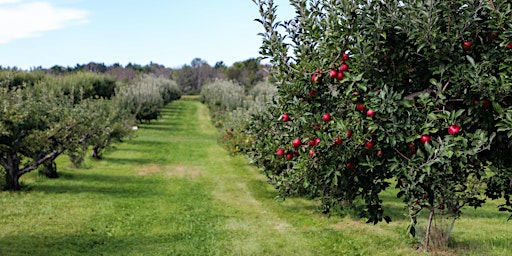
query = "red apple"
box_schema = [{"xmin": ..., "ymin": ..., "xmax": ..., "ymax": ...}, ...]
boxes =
[
  {"xmin": 462, "ymin": 41, "xmax": 472, "ymax": 51},
  {"xmin": 438, "ymin": 204, "xmax": 445, "ymax": 210},
  {"xmin": 366, "ymin": 109, "xmax": 375, "ymax": 118},
  {"xmin": 383, "ymin": 53, "xmax": 390, "ymax": 62},
  {"xmin": 365, "ymin": 140, "xmax": 375, "ymax": 149},
  {"xmin": 333, "ymin": 137, "xmax": 343, "ymax": 145},
  {"xmin": 311, "ymin": 73, "xmax": 320, "ymax": 84},
  {"xmin": 356, "ymin": 104, "xmax": 366, "ymax": 111},
  {"xmin": 339, "ymin": 63, "xmax": 349, "ymax": 72},
  {"xmin": 309, "ymin": 149, "xmax": 315, "ymax": 157},
  {"xmin": 308, "ymin": 140, "xmax": 316, "ymax": 146},
  {"xmin": 314, "ymin": 137, "xmax": 321, "ymax": 145},
  {"xmin": 347, "ymin": 130, "xmax": 353, "ymax": 138},
  {"xmin": 276, "ymin": 148, "xmax": 285, "ymax": 157},
  {"xmin": 286, "ymin": 153, "xmax": 294, "ymax": 161},
  {"xmin": 322, "ymin": 113, "xmax": 331, "ymax": 122},
  {"xmin": 341, "ymin": 53, "xmax": 349, "ymax": 62},
  {"xmin": 409, "ymin": 142, "xmax": 416, "ymax": 155},
  {"xmin": 292, "ymin": 138, "xmax": 302, "ymax": 147},
  {"xmin": 329, "ymin": 69, "xmax": 338, "ymax": 78},
  {"xmin": 346, "ymin": 162, "xmax": 355, "ymax": 169},
  {"xmin": 336, "ymin": 71, "xmax": 344, "ymax": 80},
  {"xmin": 282, "ymin": 113, "xmax": 290, "ymax": 122},
  {"xmin": 420, "ymin": 135, "xmax": 431, "ymax": 144},
  {"xmin": 376, "ymin": 150, "xmax": 383, "ymax": 157},
  {"xmin": 448, "ymin": 124, "xmax": 461, "ymax": 135},
  {"xmin": 488, "ymin": 32, "xmax": 499, "ymax": 41},
  {"xmin": 507, "ymin": 43, "xmax": 512, "ymax": 49},
  {"xmin": 481, "ymin": 99, "xmax": 491, "ymax": 108},
  {"xmin": 308, "ymin": 90, "xmax": 317, "ymax": 98}
]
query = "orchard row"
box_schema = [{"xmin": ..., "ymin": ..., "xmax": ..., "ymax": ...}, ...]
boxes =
[{"xmin": 0, "ymin": 70, "xmax": 181, "ymax": 190}]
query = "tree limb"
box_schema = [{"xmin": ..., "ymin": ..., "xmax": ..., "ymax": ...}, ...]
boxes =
[
  {"xmin": 18, "ymin": 149, "xmax": 63, "ymax": 176},
  {"xmin": 405, "ymin": 89, "xmax": 437, "ymax": 100}
]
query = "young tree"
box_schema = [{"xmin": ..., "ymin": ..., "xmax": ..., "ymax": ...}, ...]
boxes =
[{"xmin": 252, "ymin": 0, "xmax": 511, "ymax": 250}]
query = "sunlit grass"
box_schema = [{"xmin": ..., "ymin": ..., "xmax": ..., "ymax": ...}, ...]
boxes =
[{"xmin": 1, "ymin": 99, "xmax": 510, "ymax": 256}]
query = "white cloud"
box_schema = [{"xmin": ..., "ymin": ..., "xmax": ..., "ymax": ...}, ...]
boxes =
[
  {"xmin": 0, "ymin": 0, "xmax": 22, "ymax": 4},
  {"xmin": 0, "ymin": 1, "xmax": 88, "ymax": 44}
]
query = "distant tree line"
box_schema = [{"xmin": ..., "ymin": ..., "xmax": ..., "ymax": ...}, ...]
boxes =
[{"xmin": 2, "ymin": 57, "xmax": 270, "ymax": 95}]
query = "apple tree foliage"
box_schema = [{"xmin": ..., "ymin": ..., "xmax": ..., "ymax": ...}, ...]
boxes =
[
  {"xmin": 116, "ymin": 74, "xmax": 181, "ymax": 123},
  {"xmin": 251, "ymin": 0, "xmax": 511, "ymax": 248},
  {"xmin": 200, "ymin": 79, "xmax": 276, "ymax": 154},
  {"xmin": 0, "ymin": 70, "xmax": 138, "ymax": 190}
]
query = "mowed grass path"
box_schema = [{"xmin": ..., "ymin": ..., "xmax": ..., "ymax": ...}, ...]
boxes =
[{"xmin": 1, "ymin": 98, "xmax": 510, "ymax": 255}]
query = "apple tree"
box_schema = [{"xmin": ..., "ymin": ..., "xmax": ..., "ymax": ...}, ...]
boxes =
[
  {"xmin": 116, "ymin": 74, "xmax": 181, "ymax": 123},
  {"xmin": 0, "ymin": 71, "xmax": 136, "ymax": 189},
  {"xmin": 252, "ymin": 0, "xmax": 511, "ymax": 250}
]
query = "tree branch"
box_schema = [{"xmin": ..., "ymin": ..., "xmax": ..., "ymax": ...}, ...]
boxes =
[
  {"xmin": 405, "ymin": 89, "xmax": 437, "ymax": 100},
  {"xmin": 18, "ymin": 149, "xmax": 63, "ymax": 176},
  {"xmin": 394, "ymin": 148, "xmax": 411, "ymax": 161}
]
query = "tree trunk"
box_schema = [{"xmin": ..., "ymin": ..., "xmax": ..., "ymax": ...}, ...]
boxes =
[
  {"xmin": 6, "ymin": 168, "xmax": 21, "ymax": 191},
  {"xmin": 91, "ymin": 146, "xmax": 102, "ymax": 159},
  {"xmin": 424, "ymin": 205, "xmax": 435, "ymax": 251},
  {"xmin": 1, "ymin": 152, "xmax": 21, "ymax": 190},
  {"xmin": 1, "ymin": 149, "xmax": 62, "ymax": 190},
  {"xmin": 39, "ymin": 160, "xmax": 58, "ymax": 178}
]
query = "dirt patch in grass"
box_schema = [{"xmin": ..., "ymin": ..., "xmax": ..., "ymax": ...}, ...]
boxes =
[
  {"xmin": 165, "ymin": 163, "xmax": 202, "ymax": 178},
  {"xmin": 138, "ymin": 164, "xmax": 163, "ymax": 176}
]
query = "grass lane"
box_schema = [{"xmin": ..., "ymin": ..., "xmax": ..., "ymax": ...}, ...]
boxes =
[{"xmin": 0, "ymin": 99, "xmax": 510, "ymax": 256}]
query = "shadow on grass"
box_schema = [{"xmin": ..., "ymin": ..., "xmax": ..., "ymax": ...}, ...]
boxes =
[
  {"xmin": 35, "ymin": 172, "xmax": 161, "ymax": 197},
  {"xmin": 379, "ymin": 191, "xmax": 410, "ymax": 222},
  {"xmin": 440, "ymin": 234, "xmax": 512, "ymax": 256},
  {"xmin": 0, "ymin": 229, "xmax": 223, "ymax": 256},
  {"xmin": 102, "ymin": 157, "xmax": 155, "ymax": 166},
  {"xmin": 122, "ymin": 139, "xmax": 170, "ymax": 148}
]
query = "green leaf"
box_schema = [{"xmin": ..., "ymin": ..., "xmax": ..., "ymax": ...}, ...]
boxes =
[{"xmin": 466, "ymin": 55, "xmax": 476, "ymax": 67}]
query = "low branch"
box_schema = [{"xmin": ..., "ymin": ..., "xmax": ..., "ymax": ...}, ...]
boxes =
[
  {"xmin": 405, "ymin": 89, "xmax": 437, "ymax": 100},
  {"xmin": 393, "ymin": 148, "xmax": 411, "ymax": 161},
  {"xmin": 18, "ymin": 149, "xmax": 63, "ymax": 176}
]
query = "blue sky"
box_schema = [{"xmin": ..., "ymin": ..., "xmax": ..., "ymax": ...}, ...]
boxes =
[{"xmin": 0, "ymin": 0, "xmax": 294, "ymax": 70}]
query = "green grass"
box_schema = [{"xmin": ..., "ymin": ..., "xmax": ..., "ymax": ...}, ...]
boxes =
[{"xmin": 1, "ymin": 98, "xmax": 510, "ymax": 255}]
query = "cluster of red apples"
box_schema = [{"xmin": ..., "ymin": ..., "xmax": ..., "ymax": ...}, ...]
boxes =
[{"xmin": 276, "ymin": 49, "xmax": 467, "ymax": 160}]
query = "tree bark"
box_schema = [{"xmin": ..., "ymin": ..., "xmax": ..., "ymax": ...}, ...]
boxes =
[
  {"xmin": 91, "ymin": 146, "xmax": 102, "ymax": 159},
  {"xmin": 0, "ymin": 151, "xmax": 21, "ymax": 190},
  {"xmin": 1, "ymin": 150, "xmax": 62, "ymax": 190},
  {"xmin": 39, "ymin": 161, "xmax": 58, "ymax": 179},
  {"xmin": 424, "ymin": 205, "xmax": 435, "ymax": 251}
]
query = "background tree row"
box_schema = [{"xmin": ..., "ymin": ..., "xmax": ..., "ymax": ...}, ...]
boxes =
[{"xmin": 2, "ymin": 58, "xmax": 270, "ymax": 95}]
